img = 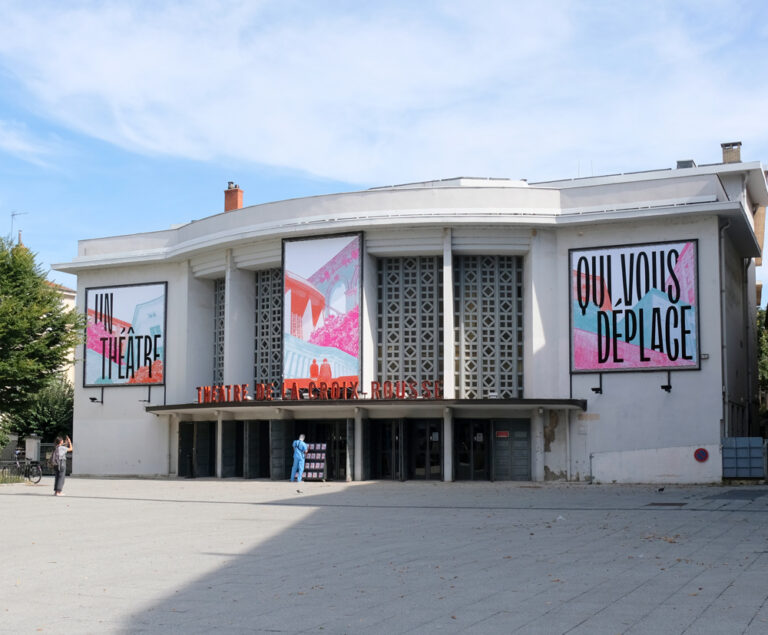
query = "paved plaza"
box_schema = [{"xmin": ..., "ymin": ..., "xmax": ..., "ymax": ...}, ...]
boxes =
[{"xmin": 2, "ymin": 477, "xmax": 768, "ymax": 634}]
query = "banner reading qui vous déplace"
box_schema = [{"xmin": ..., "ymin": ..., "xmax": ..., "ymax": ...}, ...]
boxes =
[
  {"xmin": 84, "ymin": 282, "xmax": 167, "ymax": 386},
  {"xmin": 570, "ymin": 240, "xmax": 699, "ymax": 372}
]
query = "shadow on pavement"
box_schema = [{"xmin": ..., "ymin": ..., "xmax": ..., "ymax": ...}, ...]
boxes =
[{"xmin": 118, "ymin": 481, "xmax": 768, "ymax": 634}]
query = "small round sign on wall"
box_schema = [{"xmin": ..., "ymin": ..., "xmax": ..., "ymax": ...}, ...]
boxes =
[{"xmin": 694, "ymin": 448, "xmax": 709, "ymax": 463}]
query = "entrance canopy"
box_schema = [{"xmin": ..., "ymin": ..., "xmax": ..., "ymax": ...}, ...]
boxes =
[{"xmin": 147, "ymin": 398, "xmax": 587, "ymax": 421}]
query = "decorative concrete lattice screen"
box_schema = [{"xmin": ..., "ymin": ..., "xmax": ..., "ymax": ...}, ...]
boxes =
[
  {"xmin": 213, "ymin": 278, "xmax": 225, "ymax": 384},
  {"xmin": 254, "ymin": 268, "xmax": 283, "ymax": 392},
  {"xmin": 454, "ymin": 256, "xmax": 524, "ymax": 399},
  {"xmin": 377, "ymin": 256, "xmax": 443, "ymax": 385}
]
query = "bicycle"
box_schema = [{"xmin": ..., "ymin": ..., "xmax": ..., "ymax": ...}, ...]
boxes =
[{"xmin": 0, "ymin": 450, "xmax": 43, "ymax": 484}]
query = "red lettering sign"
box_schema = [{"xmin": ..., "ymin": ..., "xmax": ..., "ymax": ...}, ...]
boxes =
[{"xmin": 194, "ymin": 378, "xmax": 442, "ymax": 404}]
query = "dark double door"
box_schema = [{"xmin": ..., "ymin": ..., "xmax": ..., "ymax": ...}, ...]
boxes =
[
  {"xmin": 369, "ymin": 419, "xmax": 442, "ymax": 480},
  {"xmin": 455, "ymin": 419, "xmax": 529, "ymax": 481},
  {"xmin": 179, "ymin": 420, "xmax": 270, "ymax": 479},
  {"xmin": 178, "ymin": 421, "xmax": 216, "ymax": 478},
  {"xmin": 220, "ymin": 421, "xmax": 271, "ymax": 478},
  {"xmin": 301, "ymin": 420, "xmax": 348, "ymax": 481},
  {"xmin": 368, "ymin": 418, "xmax": 529, "ymax": 481},
  {"xmin": 454, "ymin": 420, "xmax": 490, "ymax": 480}
]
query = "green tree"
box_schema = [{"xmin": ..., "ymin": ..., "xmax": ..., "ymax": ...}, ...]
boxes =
[
  {"xmin": 758, "ymin": 308, "xmax": 768, "ymax": 407},
  {"xmin": 5, "ymin": 375, "xmax": 74, "ymax": 441},
  {"xmin": 0, "ymin": 236, "xmax": 84, "ymax": 418}
]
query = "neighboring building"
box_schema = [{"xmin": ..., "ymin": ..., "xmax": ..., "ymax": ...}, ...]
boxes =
[
  {"xmin": 55, "ymin": 144, "xmax": 767, "ymax": 483},
  {"xmin": 46, "ymin": 280, "xmax": 77, "ymax": 385}
]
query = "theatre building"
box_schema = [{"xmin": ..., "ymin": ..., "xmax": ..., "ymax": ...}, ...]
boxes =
[{"xmin": 56, "ymin": 143, "xmax": 767, "ymax": 483}]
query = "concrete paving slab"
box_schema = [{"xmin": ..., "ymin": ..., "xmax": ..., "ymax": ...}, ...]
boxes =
[{"xmin": 2, "ymin": 478, "xmax": 768, "ymax": 634}]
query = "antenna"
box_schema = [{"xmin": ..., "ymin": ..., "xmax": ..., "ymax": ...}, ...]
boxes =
[{"xmin": 10, "ymin": 210, "xmax": 29, "ymax": 239}]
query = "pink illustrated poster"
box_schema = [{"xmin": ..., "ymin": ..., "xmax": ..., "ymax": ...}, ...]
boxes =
[
  {"xmin": 283, "ymin": 234, "xmax": 361, "ymax": 393},
  {"xmin": 84, "ymin": 283, "xmax": 166, "ymax": 386},
  {"xmin": 570, "ymin": 241, "xmax": 698, "ymax": 372}
]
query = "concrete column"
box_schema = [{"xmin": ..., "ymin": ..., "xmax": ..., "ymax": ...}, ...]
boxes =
[
  {"xmin": 168, "ymin": 414, "xmax": 179, "ymax": 476},
  {"xmin": 177, "ymin": 265, "xmax": 214, "ymax": 403},
  {"xmin": 442, "ymin": 229, "xmax": 455, "ymax": 398},
  {"xmin": 215, "ymin": 411, "xmax": 223, "ymax": 478},
  {"xmin": 443, "ymin": 407, "xmax": 453, "ymax": 482},
  {"xmin": 532, "ymin": 409, "xmax": 545, "ymax": 482},
  {"xmin": 354, "ymin": 407, "xmax": 364, "ymax": 481},
  {"xmin": 242, "ymin": 422, "xmax": 250, "ymax": 479},
  {"xmin": 223, "ymin": 250, "xmax": 255, "ymax": 387},
  {"xmin": 361, "ymin": 247, "xmax": 377, "ymax": 395},
  {"xmin": 345, "ymin": 419, "xmax": 353, "ymax": 482}
]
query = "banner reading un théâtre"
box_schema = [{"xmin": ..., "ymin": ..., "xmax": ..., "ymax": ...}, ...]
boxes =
[
  {"xmin": 84, "ymin": 282, "xmax": 166, "ymax": 386},
  {"xmin": 570, "ymin": 240, "xmax": 699, "ymax": 372}
]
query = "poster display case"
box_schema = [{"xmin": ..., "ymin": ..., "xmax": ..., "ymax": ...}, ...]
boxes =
[{"xmin": 302, "ymin": 443, "xmax": 327, "ymax": 481}]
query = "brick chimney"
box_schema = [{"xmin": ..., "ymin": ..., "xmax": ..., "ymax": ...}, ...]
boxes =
[
  {"xmin": 721, "ymin": 141, "xmax": 742, "ymax": 164},
  {"xmin": 224, "ymin": 181, "xmax": 243, "ymax": 212}
]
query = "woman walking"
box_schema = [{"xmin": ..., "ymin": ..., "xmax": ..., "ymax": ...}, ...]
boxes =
[{"xmin": 53, "ymin": 435, "xmax": 72, "ymax": 496}]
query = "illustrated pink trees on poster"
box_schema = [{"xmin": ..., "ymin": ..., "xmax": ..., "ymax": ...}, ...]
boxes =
[{"xmin": 283, "ymin": 235, "xmax": 360, "ymax": 391}]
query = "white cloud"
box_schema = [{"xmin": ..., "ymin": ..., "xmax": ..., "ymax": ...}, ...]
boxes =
[
  {"xmin": 0, "ymin": 0, "xmax": 766, "ymax": 184},
  {"xmin": 0, "ymin": 120, "xmax": 53, "ymax": 166}
]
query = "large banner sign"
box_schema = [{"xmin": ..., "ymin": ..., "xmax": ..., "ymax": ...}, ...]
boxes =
[
  {"xmin": 283, "ymin": 234, "xmax": 361, "ymax": 394},
  {"xmin": 570, "ymin": 240, "xmax": 698, "ymax": 372},
  {"xmin": 84, "ymin": 282, "xmax": 166, "ymax": 386}
]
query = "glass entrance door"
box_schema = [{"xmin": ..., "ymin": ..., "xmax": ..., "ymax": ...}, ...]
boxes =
[
  {"xmin": 407, "ymin": 419, "xmax": 442, "ymax": 480},
  {"xmin": 327, "ymin": 422, "xmax": 347, "ymax": 481},
  {"xmin": 369, "ymin": 420, "xmax": 403, "ymax": 480},
  {"xmin": 178, "ymin": 421, "xmax": 216, "ymax": 478},
  {"xmin": 245, "ymin": 421, "xmax": 270, "ymax": 479},
  {"xmin": 454, "ymin": 420, "xmax": 490, "ymax": 480},
  {"xmin": 302, "ymin": 420, "xmax": 348, "ymax": 481}
]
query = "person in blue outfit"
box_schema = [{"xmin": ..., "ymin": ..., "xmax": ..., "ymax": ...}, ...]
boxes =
[{"xmin": 290, "ymin": 434, "xmax": 308, "ymax": 482}]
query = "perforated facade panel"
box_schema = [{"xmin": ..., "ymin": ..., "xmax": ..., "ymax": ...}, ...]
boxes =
[
  {"xmin": 254, "ymin": 268, "xmax": 283, "ymax": 391},
  {"xmin": 213, "ymin": 278, "xmax": 225, "ymax": 384},
  {"xmin": 454, "ymin": 256, "xmax": 523, "ymax": 398},
  {"xmin": 377, "ymin": 256, "xmax": 443, "ymax": 384}
]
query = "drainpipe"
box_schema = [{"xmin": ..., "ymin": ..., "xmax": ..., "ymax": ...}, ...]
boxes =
[
  {"xmin": 743, "ymin": 257, "xmax": 753, "ymax": 436},
  {"xmin": 720, "ymin": 220, "xmax": 731, "ymax": 438}
]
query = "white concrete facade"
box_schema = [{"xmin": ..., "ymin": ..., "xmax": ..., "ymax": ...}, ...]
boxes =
[{"xmin": 55, "ymin": 160, "xmax": 767, "ymax": 483}]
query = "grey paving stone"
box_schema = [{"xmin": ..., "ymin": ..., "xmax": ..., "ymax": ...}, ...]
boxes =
[{"xmin": 1, "ymin": 478, "xmax": 767, "ymax": 634}]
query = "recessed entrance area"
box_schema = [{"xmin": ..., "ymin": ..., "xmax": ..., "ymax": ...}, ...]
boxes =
[
  {"xmin": 454, "ymin": 420, "xmax": 490, "ymax": 481},
  {"xmin": 408, "ymin": 419, "xmax": 442, "ymax": 480},
  {"xmin": 296, "ymin": 420, "xmax": 349, "ymax": 481},
  {"xmin": 173, "ymin": 410, "xmax": 543, "ymax": 483},
  {"xmin": 367, "ymin": 419, "xmax": 403, "ymax": 480},
  {"xmin": 178, "ymin": 421, "xmax": 216, "ymax": 478},
  {"xmin": 244, "ymin": 421, "xmax": 271, "ymax": 478},
  {"xmin": 366, "ymin": 418, "xmax": 443, "ymax": 480},
  {"xmin": 219, "ymin": 421, "xmax": 272, "ymax": 478}
]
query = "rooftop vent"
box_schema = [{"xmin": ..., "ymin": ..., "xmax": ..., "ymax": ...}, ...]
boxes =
[
  {"xmin": 721, "ymin": 141, "xmax": 742, "ymax": 164},
  {"xmin": 676, "ymin": 159, "xmax": 696, "ymax": 169}
]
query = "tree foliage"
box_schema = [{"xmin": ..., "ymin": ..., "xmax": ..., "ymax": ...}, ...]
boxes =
[
  {"xmin": 5, "ymin": 375, "xmax": 74, "ymax": 441},
  {"xmin": 758, "ymin": 308, "xmax": 768, "ymax": 403},
  {"xmin": 0, "ymin": 236, "xmax": 84, "ymax": 416}
]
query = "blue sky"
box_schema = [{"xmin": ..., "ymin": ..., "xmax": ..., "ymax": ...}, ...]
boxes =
[{"xmin": 1, "ymin": 0, "xmax": 767, "ymax": 296}]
